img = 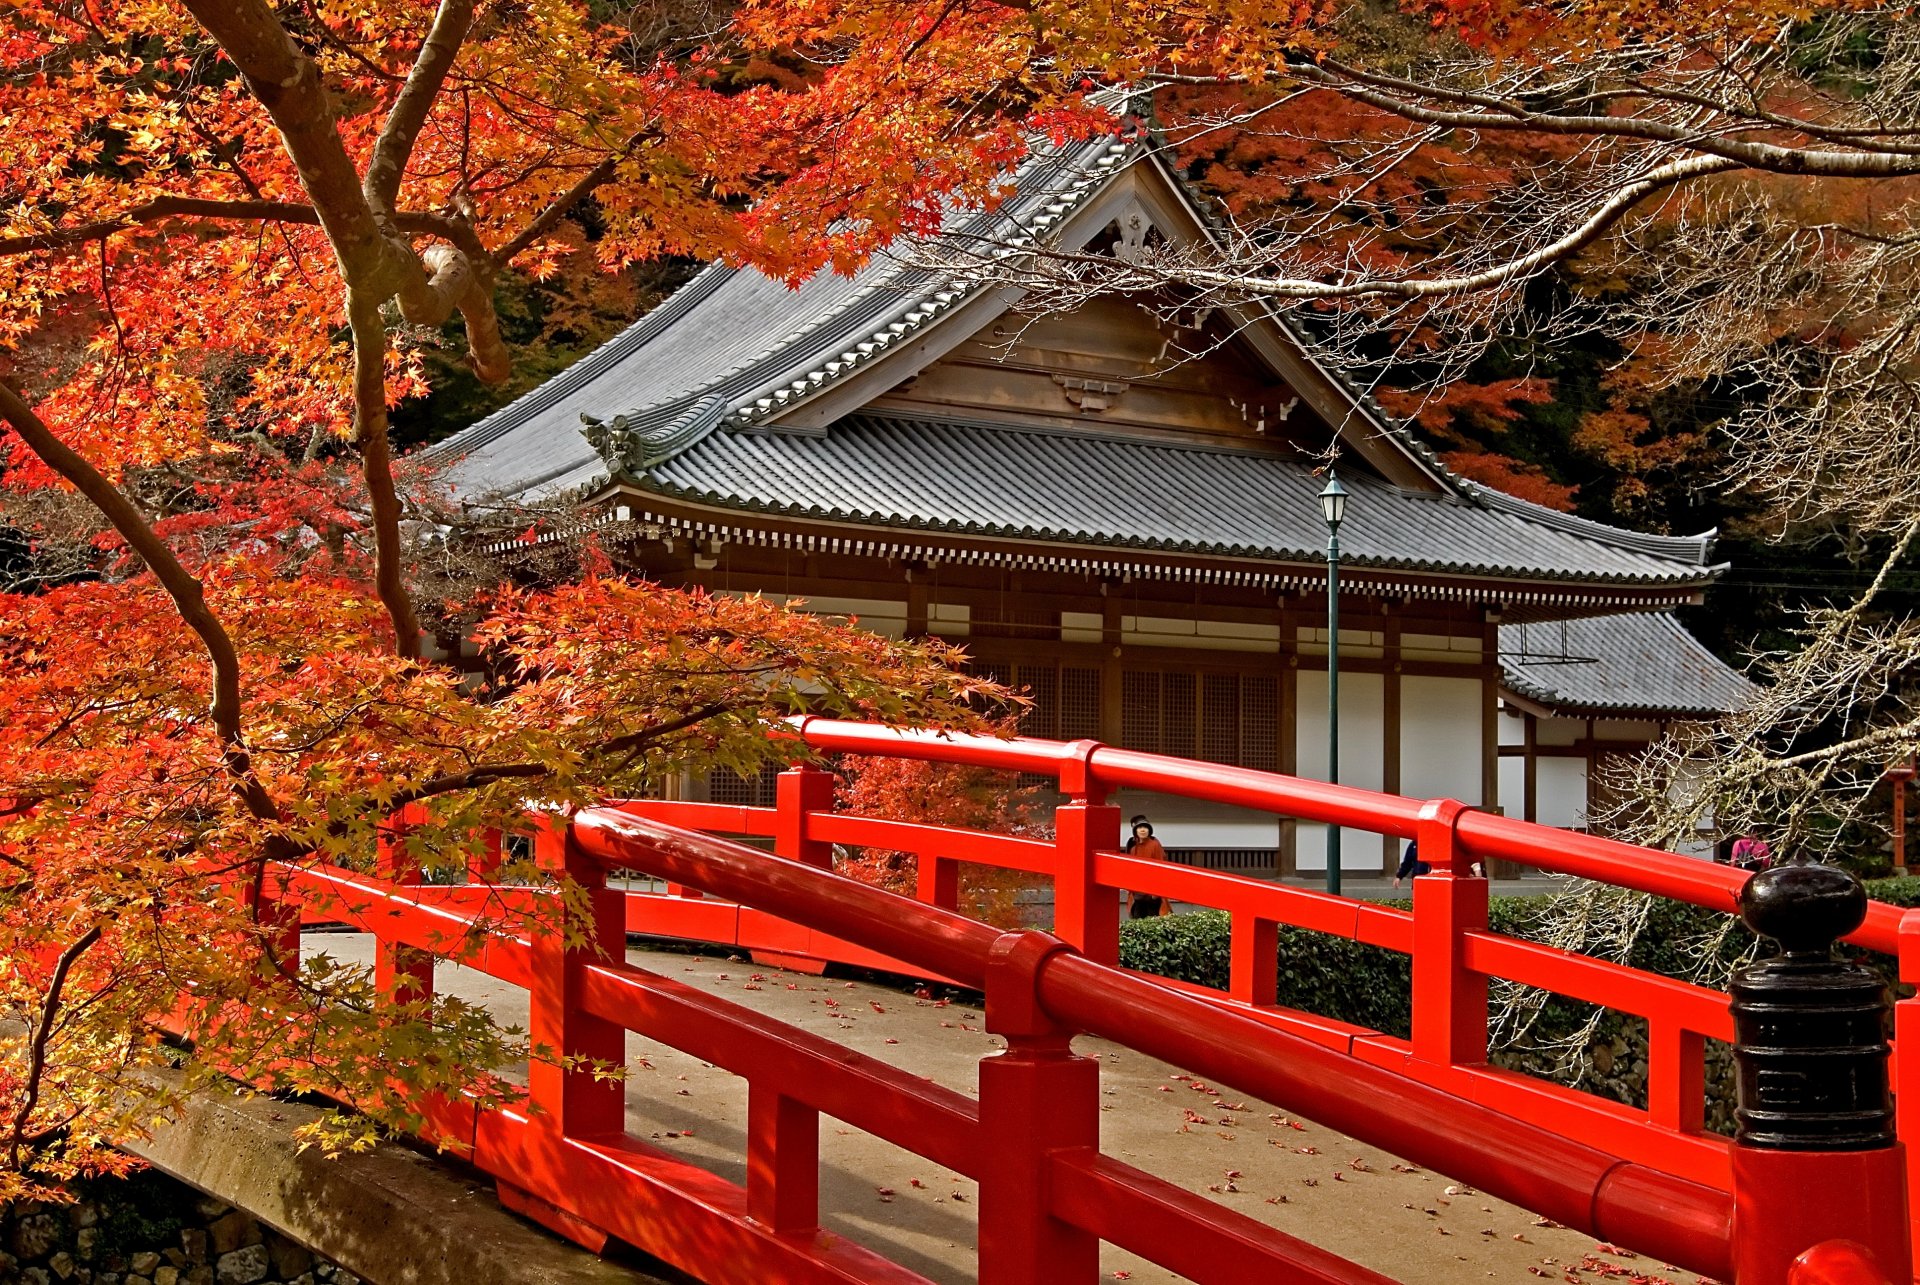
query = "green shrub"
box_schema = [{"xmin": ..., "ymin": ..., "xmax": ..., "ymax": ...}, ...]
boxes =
[{"xmin": 1117, "ymin": 883, "xmax": 1918, "ymax": 1133}]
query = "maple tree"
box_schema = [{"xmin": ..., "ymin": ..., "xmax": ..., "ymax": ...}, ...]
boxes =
[
  {"xmin": 833, "ymin": 736, "xmax": 1049, "ymax": 929},
  {"xmin": 0, "ymin": 0, "xmax": 1064, "ymax": 1198}
]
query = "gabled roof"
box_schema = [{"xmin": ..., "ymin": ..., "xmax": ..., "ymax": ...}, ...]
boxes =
[
  {"xmin": 1499, "ymin": 613, "xmax": 1752, "ymax": 717},
  {"xmin": 430, "ymin": 134, "xmax": 1147, "ymax": 500},
  {"xmin": 426, "ymin": 126, "xmax": 1724, "ymax": 602}
]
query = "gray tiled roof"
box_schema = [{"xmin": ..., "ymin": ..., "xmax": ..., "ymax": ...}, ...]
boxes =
[
  {"xmin": 426, "ymin": 118, "xmax": 1721, "ymax": 596},
  {"xmin": 1499, "ymin": 612, "xmax": 1751, "ymax": 715},
  {"xmin": 639, "ymin": 414, "xmax": 1719, "ymax": 587},
  {"xmin": 429, "ymin": 133, "xmax": 1138, "ymax": 501}
]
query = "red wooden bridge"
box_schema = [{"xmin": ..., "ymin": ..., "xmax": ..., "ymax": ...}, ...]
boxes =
[{"xmin": 258, "ymin": 719, "xmax": 1915, "ymax": 1285}]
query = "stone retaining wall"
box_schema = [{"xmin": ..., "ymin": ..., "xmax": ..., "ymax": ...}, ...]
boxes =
[{"xmin": 1, "ymin": 1170, "xmax": 354, "ymax": 1285}]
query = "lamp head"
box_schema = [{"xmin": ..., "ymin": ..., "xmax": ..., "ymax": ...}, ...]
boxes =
[{"xmin": 1318, "ymin": 473, "xmax": 1350, "ymax": 531}]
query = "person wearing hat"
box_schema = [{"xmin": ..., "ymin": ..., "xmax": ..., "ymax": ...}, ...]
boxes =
[{"xmin": 1123, "ymin": 816, "xmax": 1172, "ymax": 918}]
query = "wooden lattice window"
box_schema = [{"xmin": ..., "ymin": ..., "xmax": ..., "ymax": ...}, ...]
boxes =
[
  {"xmin": 708, "ymin": 764, "xmax": 778, "ymax": 807},
  {"xmin": 1201, "ymin": 673, "xmax": 1240, "ymax": 764},
  {"xmin": 1163, "ymin": 672, "xmax": 1197, "ymax": 760},
  {"xmin": 1242, "ymin": 673, "xmax": 1279, "ymax": 772},
  {"xmin": 1060, "ymin": 667, "xmax": 1101, "ymax": 742},
  {"xmin": 1020, "ymin": 664, "xmax": 1060, "ymax": 739},
  {"xmin": 1122, "ymin": 670, "xmax": 1162, "ymax": 754},
  {"xmin": 1120, "ymin": 667, "xmax": 1280, "ymax": 771}
]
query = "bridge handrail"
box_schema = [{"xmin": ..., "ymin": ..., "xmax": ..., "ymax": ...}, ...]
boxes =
[
  {"xmin": 571, "ymin": 809, "xmax": 1735, "ymax": 1280},
  {"xmin": 789, "ymin": 718, "xmax": 1911, "ymax": 954}
]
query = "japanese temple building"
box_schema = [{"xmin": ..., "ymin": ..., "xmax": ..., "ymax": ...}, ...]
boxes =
[{"xmin": 431, "ymin": 130, "xmax": 1750, "ymax": 876}]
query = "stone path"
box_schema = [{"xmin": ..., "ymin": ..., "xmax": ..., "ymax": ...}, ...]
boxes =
[{"xmin": 305, "ymin": 934, "xmax": 1710, "ymax": 1285}]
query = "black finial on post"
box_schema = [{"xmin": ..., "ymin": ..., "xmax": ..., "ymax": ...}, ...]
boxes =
[{"xmin": 1731, "ymin": 857, "xmax": 1894, "ymax": 1150}]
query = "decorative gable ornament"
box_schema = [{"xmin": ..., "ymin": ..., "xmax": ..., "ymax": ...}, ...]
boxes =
[
  {"xmin": 580, "ymin": 394, "xmax": 729, "ymax": 477},
  {"xmin": 1053, "ymin": 374, "xmax": 1132, "ymax": 414}
]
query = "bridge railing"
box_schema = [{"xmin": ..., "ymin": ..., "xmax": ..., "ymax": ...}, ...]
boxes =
[
  {"xmin": 258, "ymin": 720, "xmax": 1918, "ymax": 1283},
  {"xmin": 598, "ymin": 719, "xmax": 1920, "ymax": 1260}
]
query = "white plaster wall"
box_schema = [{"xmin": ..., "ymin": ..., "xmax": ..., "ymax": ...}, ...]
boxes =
[
  {"xmin": 1108, "ymin": 791, "xmax": 1286, "ymax": 858},
  {"xmin": 1400, "ymin": 675, "xmax": 1484, "ymax": 805},
  {"xmin": 1537, "ymin": 758, "xmax": 1588, "ymax": 829},
  {"xmin": 1499, "ymin": 757, "xmax": 1526, "ymax": 822},
  {"xmin": 798, "ymin": 596, "xmax": 908, "ymax": 638},
  {"xmin": 1120, "ymin": 615, "xmax": 1282, "ymax": 651},
  {"xmin": 1536, "ymin": 716, "xmax": 1584, "ymax": 746},
  {"xmin": 1294, "ymin": 670, "xmax": 1385, "ymax": 870}
]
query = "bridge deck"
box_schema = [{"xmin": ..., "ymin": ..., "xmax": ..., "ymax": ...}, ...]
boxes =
[{"xmin": 307, "ymin": 932, "xmax": 1648, "ymax": 1285}]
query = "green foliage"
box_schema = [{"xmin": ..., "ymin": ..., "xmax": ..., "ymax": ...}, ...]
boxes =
[
  {"xmin": 1118, "ymin": 884, "xmax": 1914, "ymax": 1129},
  {"xmin": 90, "ymin": 1169, "xmax": 192, "ymax": 1260}
]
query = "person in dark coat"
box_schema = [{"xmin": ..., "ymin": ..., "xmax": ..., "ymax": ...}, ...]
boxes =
[{"xmin": 1391, "ymin": 838, "xmax": 1431, "ymax": 890}]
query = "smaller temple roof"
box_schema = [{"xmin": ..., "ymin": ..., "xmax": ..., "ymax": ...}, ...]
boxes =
[{"xmin": 1498, "ymin": 613, "xmax": 1751, "ymax": 717}]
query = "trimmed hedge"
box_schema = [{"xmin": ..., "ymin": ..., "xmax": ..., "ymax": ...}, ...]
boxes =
[{"xmin": 1116, "ymin": 876, "xmax": 1920, "ymax": 1134}]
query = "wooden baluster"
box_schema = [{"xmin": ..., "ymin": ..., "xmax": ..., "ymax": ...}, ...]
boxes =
[
  {"xmin": 1051, "ymin": 741, "xmax": 1119, "ymax": 965},
  {"xmin": 1647, "ymin": 1022, "xmax": 1706, "ymax": 1133},
  {"xmin": 1229, "ymin": 911, "xmax": 1278, "ymax": 1007},
  {"xmin": 747, "ymin": 1083, "xmax": 820, "ymax": 1234},
  {"xmin": 978, "ymin": 932, "xmax": 1099, "ymax": 1285},
  {"xmin": 1730, "ymin": 860, "xmax": 1909, "ymax": 1285},
  {"xmin": 1897, "ymin": 915, "xmax": 1920, "ymax": 1261},
  {"xmin": 526, "ymin": 817, "xmax": 626, "ymax": 1139},
  {"xmin": 918, "ymin": 853, "xmax": 959, "ymax": 911},
  {"xmin": 466, "ymin": 825, "xmax": 504, "ymax": 884},
  {"xmin": 375, "ymin": 802, "xmax": 434, "ymax": 1005},
  {"xmin": 1410, "ymin": 798, "xmax": 1488, "ymax": 1069},
  {"xmin": 775, "ymin": 764, "xmax": 836, "ymax": 869}
]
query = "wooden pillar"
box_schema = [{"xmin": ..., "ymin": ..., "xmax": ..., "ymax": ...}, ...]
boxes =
[
  {"xmin": 1277, "ymin": 595, "xmax": 1299, "ymax": 877},
  {"xmin": 1099, "ymin": 587, "xmax": 1123, "ymax": 746},
  {"xmin": 1480, "ymin": 612, "xmax": 1501, "ymax": 814},
  {"xmin": 1481, "ymin": 610, "xmax": 1511, "ymax": 877},
  {"xmin": 1381, "ymin": 602, "xmax": 1402, "ymax": 874},
  {"xmin": 1522, "ymin": 711, "xmax": 1539, "ymax": 825},
  {"xmin": 1584, "ymin": 718, "xmax": 1598, "ymax": 833},
  {"xmin": 905, "ymin": 565, "xmax": 929, "ymax": 639}
]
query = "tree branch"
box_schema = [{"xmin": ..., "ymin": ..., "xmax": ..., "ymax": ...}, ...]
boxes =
[
  {"xmin": 493, "ymin": 133, "xmax": 647, "ymax": 266},
  {"xmin": 972, "ymin": 153, "xmax": 1735, "ymax": 302},
  {"xmin": 1283, "ymin": 58, "xmax": 1920, "ymax": 179},
  {"xmin": 0, "ymin": 383, "xmax": 282, "ymax": 824},
  {"xmin": 345, "ymin": 290, "xmax": 424, "ymax": 659},
  {"xmin": 364, "ymin": 0, "xmax": 478, "ymax": 216},
  {"xmin": 0, "ymin": 198, "xmax": 481, "ymax": 260},
  {"xmin": 9, "ymin": 924, "xmax": 103, "ymax": 1169},
  {"xmin": 177, "ymin": 0, "xmax": 415, "ymax": 295}
]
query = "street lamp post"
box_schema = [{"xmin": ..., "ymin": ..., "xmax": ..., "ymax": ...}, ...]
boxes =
[{"xmin": 1319, "ymin": 473, "xmax": 1349, "ymax": 897}]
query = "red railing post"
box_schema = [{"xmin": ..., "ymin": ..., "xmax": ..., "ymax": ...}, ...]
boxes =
[
  {"xmin": 526, "ymin": 816, "xmax": 626, "ymax": 1138},
  {"xmin": 467, "ymin": 826, "xmax": 505, "ymax": 883},
  {"xmin": 776, "ymin": 764, "xmax": 836, "ymax": 870},
  {"xmin": 1647, "ymin": 1021, "xmax": 1706, "ymax": 1134},
  {"xmin": 1730, "ymin": 861, "xmax": 1909, "ymax": 1285},
  {"xmin": 1410, "ymin": 798, "xmax": 1487, "ymax": 1068},
  {"xmin": 747, "ymin": 1082, "xmax": 820, "ymax": 1234},
  {"xmin": 978, "ymin": 931, "xmax": 1099, "ymax": 1285},
  {"xmin": 1894, "ymin": 913, "xmax": 1920, "ymax": 1259},
  {"xmin": 242, "ymin": 858, "xmax": 300, "ymax": 971},
  {"xmin": 375, "ymin": 802, "xmax": 434, "ymax": 1004},
  {"xmin": 918, "ymin": 852, "xmax": 960, "ymax": 911},
  {"xmin": 1229, "ymin": 912, "xmax": 1278, "ymax": 1007},
  {"xmin": 1051, "ymin": 741, "xmax": 1120, "ymax": 966}
]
